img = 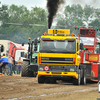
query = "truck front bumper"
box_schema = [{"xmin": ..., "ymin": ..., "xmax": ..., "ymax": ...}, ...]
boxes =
[{"xmin": 38, "ymin": 71, "xmax": 78, "ymax": 79}]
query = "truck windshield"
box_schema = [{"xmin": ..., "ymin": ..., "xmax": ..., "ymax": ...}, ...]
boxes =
[
  {"xmin": 40, "ymin": 39, "xmax": 76, "ymax": 53},
  {"xmin": 80, "ymin": 37, "xmax": 94, "ymax": 45},
  {"xmin": 21, "ymin": 52, "xmax": 27, "ymax": 58}
]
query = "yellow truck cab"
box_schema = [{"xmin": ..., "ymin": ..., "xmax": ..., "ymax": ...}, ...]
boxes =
[{"xmin": 37, "ymin": 29, "xmax": 83, "ymax": 85}]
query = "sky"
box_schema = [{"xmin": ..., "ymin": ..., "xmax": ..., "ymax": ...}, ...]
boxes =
[
  {"xmin": 1, "ymin": 0, "xmax": 47, "ymax": 10},
  {"xmin": 1, "ymin": 0, "xmax": 100, "ymax": 27},
  {"xmin": 1, "ymin": 0, "xmax": 100, "ymax": 10}
]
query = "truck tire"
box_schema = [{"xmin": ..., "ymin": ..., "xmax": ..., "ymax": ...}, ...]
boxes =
[
  {"xmin": 73, "ymin": 69, "xmax": 81, "ymax": 85},
  {"xmin": 38, "ymin": 76, "xmax": 45, "ymax": 83},
  {"xmin": 45, "ymin": 78, "xmax": 50, "ymax": 84},
  {"xmin": 21, "ymin": 60, "xmax": 34, "ymax": 77},
  {"xmin": 81, "ymin": 68, "xmax": 86, "ymax": 85},
  {"xmin": 50, "ymin": 78, "xmax": 56, "ymax": 84}
]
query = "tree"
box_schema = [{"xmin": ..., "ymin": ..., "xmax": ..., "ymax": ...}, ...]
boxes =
[
  {"xmin": 0, "ymin": 4, "xmax": 48, "ymax": 43},
  {"xmin": 0, "ymin": 4, "xmax": 9, "ymax": 39},
  {"xmin": 55, "ymin": 4, "xmax": 100, "ymax": 36},
  {"xmin": 83, "ymin": 5, "xmax": 94, "ymax": 26},
  {"xmin": 55, "ymin": 4, "xmax": 84, "ymax": 36},
  {"xmin": 0, "ymin": 4, "xmax": 9, "ymax": 26}
]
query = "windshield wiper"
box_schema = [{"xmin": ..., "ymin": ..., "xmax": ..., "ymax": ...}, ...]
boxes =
[
  {"xmin": 40, "ymin": 49, "xmax": 75, "ymax": 53},
  {"xmin": 40, "ymin": 49, "xmax": 54, "ymax": 53},
  {"xmin": 61, "ymin": 50, "xmax": 76, "ymax": 53}
]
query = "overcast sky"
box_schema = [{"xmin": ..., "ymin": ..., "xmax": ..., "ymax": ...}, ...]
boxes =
[
  {"xmin": 1, "ymin": 0, "xmax": 100, "ymax": 10},
  {"xmin": 1, "ymin": 0, "xmax": 47, "ymax": 10}
]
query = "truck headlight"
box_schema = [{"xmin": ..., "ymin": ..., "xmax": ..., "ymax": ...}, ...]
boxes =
[
  {"xmin": 39, "ymin": 67, "xmax": 44, "ymax": 71},
  {"xmin": 32, "ymin": 56, "xmax": 35, "ymax": 59},
  {"xmin": 70, "ymin": 68, "xmax": 75, "ymax": 72}
]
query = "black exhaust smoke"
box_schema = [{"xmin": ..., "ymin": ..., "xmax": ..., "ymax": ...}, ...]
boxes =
[{"xmin": 47, "ymin": 0, "xmax": 65, "ymax": 29}]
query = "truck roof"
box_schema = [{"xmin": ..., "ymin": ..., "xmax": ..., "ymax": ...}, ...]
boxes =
[{"xmin": 79, "ymin": 28, "xmax": 96, "ymax": 37}]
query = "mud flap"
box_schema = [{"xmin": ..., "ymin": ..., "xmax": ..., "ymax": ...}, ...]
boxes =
[
  {"xmin": 79, "ymin": 64, "xmax": 86, "ymax": 69},
  {"xmin": 98, "ymin": 64, "xmax": 100, "ymax": 81},
  {"xmin": 79, "ymin": 64, "xmax": 86, "ymax": 77}
]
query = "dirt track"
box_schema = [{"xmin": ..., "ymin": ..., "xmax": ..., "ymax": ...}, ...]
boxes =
[{"xmin": 0, "ymin": 75, "xmax": 100, "ymax": 100}]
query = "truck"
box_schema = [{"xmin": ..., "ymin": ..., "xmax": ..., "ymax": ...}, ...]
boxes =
[
  {"xmin": 78, "ymin": 28, "xmax": 100, "ymax": 82},
  {"xmin": 0, "ymin": 40, "xmax": 10, "ymax": 56},
  {"xmin": 21, "ymin": 38, "xmax": 40, "ymax": 77},
  {"xmin": 36, "ymin": 29, "xmax": 85, "ymax": 85},
  {"xmin": 0, "ymin": 40, "xmax": 27, "ymax": 61},
  {"xmin": 8, "ymin": 41, "xmax": 27, "ymax": 62}
]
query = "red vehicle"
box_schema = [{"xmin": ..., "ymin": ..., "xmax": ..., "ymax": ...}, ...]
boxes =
[
  {"xmin": 78, "ymin": 28, "xmax": 100, "ymax": 81},
  {"xmin": 8, "ymin": 42, "xmax": 27, "ymax": 61}
]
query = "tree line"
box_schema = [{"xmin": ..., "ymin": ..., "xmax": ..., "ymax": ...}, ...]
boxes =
[
  {"xmin": 56, "ymin": 4, "xmax": 100, "ymax": 36},
  {"xmin": 0, "ymin": 4, "xmax": 100, "ymax": 43}
]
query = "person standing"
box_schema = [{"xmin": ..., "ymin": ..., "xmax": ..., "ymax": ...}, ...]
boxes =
[
  {"xmin": 12, "ymin": 57, "xmax": 16, "ymax": 74},
  {"xmin": 8, "ymin": 54, "xmax": 13, "ymax": 76},
  {"xmin": 0, "ymin": 53, "xmax": 9, "ymax": 74},
  {"xmin": 17, "ymin": 57, "xmax": 22, "ymax": 74}
]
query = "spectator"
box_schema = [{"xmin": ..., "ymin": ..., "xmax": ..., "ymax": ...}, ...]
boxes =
[
  {"xmin": 17, "ymin": 57, "xmax": 22, "ymax": 74},
  {"xmin": 8, "ymin": 54, "xmax": 13, "ymax": 76},
  {"xmin": 0, "ymin": 53, "xmax": 9, "ymax": 75},
  {"xmin": 12, "ymin": 57, "xmax": 16, "ymax": 74}
]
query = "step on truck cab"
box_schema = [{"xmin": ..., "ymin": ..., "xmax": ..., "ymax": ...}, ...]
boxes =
[{"xmin": 36, "ymin": 29, "xmax": 84, "ymax": 85}]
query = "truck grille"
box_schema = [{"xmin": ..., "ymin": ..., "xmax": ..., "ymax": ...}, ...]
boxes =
[
  {"xmin": 52, "ymin": 72, "xmax": 61, "ymax": 74},
  {"xmin": 41, "ymin": 57, "xmax": 73, "ymax": 65}
]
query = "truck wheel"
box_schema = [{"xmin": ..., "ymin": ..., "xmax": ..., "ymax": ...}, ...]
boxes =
[
  {"xmin": 38, "ymin": 76, "xmax": 45, "ymax": 83},
  {"xmin": 81, "ymin": 68, "xmax": 86, "ymax": 85},
  {"xmin": 45, "ymin": 78, "xmax": 50, "ymax": 84},
  {"xmin": 73, "ymin": 69, "xmax": 81, "ymax": 85},
  {"xmin": 50, "ymin": 78, "xmax": 56, "ymax": 84},
  {"xmin": 21, "ymin": 60, "xmax": 34, "ymax": 77}
]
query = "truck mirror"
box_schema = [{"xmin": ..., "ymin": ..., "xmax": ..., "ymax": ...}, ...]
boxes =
[
  {"xmin": 80, "ymin": 43, "xmax": 83, "ymax": 50},
  {"xmin": 34, "ymin": 38, "xmax": 37, "ymax": 51},
  {"xmin": 1, "ymin": 45, "xmax": 4, "ymax": 52},
  {"xmin": 34, "ymin": 38, "xmax": 37, "ymax": 45},
  {"xmin": 34, "ymin": 45, "xmax": 37, "ymax": 51},
  {"xmin": 22, "ymin": 43, "xmax": 24, "ymax": 46}
]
